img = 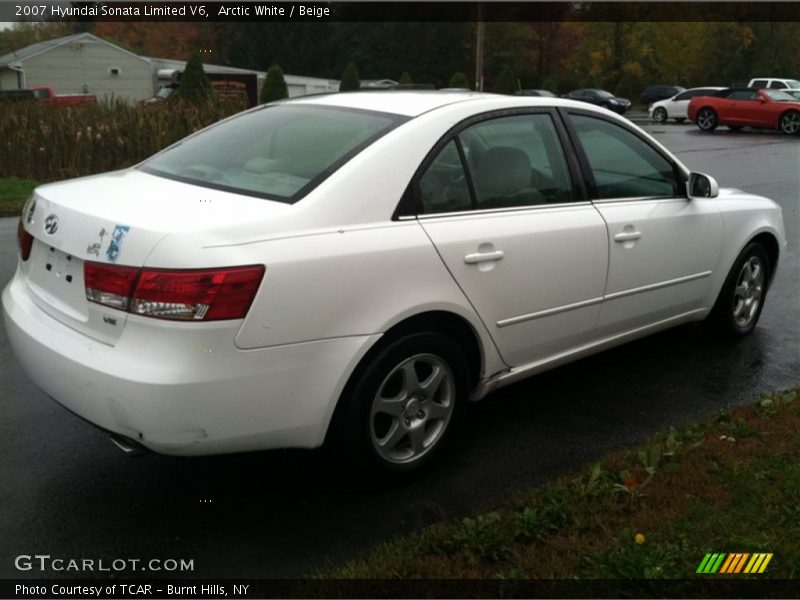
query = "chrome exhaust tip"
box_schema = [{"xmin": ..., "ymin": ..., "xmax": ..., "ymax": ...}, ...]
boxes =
[{"xmin": 109, "ymin": 434, "xmax": 148, "ymax": 456}]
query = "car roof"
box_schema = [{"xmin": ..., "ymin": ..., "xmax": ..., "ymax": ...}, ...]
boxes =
[{"xmin": 284, "ymin": 90, "xmax": 591, "ymax": 118}]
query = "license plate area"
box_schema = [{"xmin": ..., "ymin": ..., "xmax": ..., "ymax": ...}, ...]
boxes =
[
  {"xmin": 23, "ymin": 240, "xmax": 127, "ymax": 345},
  {"xmin": 26, "ymin": 242, "xmax": 87, "ymax": 321}
]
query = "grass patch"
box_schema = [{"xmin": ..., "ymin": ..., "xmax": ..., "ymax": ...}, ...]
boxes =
[
  {"xmin": 0, "ymin": 177, "xmax": 38, "ymax": 218},
  {"xmin": 318, "ymin": 388, "xmax": 800, "ymax": 592}
]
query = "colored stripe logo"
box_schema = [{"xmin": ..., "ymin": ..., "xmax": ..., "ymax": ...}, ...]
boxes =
[{"xmin": 696, "ymin": 552, "xmax": 773, "ymax": 574}]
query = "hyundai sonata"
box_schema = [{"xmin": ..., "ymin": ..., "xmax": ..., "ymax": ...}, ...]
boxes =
[{"xmin": 3, "ymin": 92, "xmax": 786, "ymax": 475}]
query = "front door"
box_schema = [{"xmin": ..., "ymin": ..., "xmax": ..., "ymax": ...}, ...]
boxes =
[{"xmin": 565, "ymin": 111, "xmax": 723, "ymax": 335}]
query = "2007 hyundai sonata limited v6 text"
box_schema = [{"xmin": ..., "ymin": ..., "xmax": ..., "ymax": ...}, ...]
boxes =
[{"xmin": 3, "ymin": 92, "xmax": 786, "ymax": 475}]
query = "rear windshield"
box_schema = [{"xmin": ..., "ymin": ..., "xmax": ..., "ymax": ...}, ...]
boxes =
[{"xmin": 141, "ymin": 104, "xmax": 406, "ymax": 203}]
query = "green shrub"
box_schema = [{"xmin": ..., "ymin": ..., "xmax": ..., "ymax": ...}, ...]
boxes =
[
  {"xmin": 448, "ymin": 72, "xmax": 470, "ymax": 89},
  {"xmin": 493, "ymin": 66, "xmax": 518, "ymax": 94},
  {"xmin": 398, "ymin": 71, "xmax": 413, "ymax": 84},
  {"xmin": 261, "ymin": 64, "xmax": 289, "ymax": 103},
  {"xmin": 339, "ymin": 62, "xmax": 360, "ymax": 92},
  {"xmin": 174, "ymin": 51, "xmax": 212, "ymax": 104}
]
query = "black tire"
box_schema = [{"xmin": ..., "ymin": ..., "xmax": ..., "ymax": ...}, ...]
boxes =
[
  {"xmin": 779, "ymin": 110, "xmax": 800, "ymax": 135},
  {"xmin": 675, "ymin": 117, "xmax": 686, "ymax": 124},
  {"xmin": 652, "ymin": 107, "xmax": 668, "ymax": 123},
  {"xmin": 708, "ymin": 242, "xmax": 770, "ymax": 338},
  {"xmin": 728, "ymin": 125, "xmax": 742, "ymax": 132},
  {"xmin": 696, "ymin": 107, "xmax": 718, "ymax": 132},
  {"xmin": 326, "ymin": 331, "xmax": 469, "ymax": 478}
]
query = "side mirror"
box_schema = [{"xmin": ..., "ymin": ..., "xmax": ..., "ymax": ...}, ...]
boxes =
[{"xmin": 687, "ymin": 172, "xmax": 719, "ymax": 199}]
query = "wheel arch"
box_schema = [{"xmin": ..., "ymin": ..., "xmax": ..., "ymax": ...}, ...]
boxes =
[
  {"xmin": 749, "ymin": 231, "xmax": 780, "ymax": 288},
  {"xmin": 777, "ymin": 108, "xmax": 800, "ymax": 133},
  {"xmin": 695, "ymin": 105, "xmax": 717, "ymax": 118},
  {"xmin": 321, "ymin": 310, "xmax": 486, "ymax": 446}
]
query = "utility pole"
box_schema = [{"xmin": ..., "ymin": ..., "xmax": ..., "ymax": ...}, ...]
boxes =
[{"xmin": 474, "ymin": 3, "xmax": 485, "ymax": 91}]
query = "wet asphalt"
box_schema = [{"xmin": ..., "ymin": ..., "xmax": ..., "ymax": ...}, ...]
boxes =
[{"xmin": 0, "ymin": 120, "xmax": 798, "ymax": 579}]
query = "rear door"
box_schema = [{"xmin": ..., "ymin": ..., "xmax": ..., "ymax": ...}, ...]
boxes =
[{"xmin": 413, "ymin": 109, "xmax": 609, "ymax": 367}]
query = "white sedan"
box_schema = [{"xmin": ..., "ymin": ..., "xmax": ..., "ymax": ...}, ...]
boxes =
[
  {"xmin": 650, "ymin": 86, "xmax": 726, "ymax": 123},
  {"xmin": 3, "ymin": 92, "xmax": 786, "ymax": 476}
]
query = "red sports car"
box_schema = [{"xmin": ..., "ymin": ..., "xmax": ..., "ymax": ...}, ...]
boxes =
[{"xmin": 687, "ymin": 88, "xmax": 800, "ymax": 135}]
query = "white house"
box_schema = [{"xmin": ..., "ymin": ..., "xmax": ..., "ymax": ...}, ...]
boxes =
[
  {"xmin": 1, "ymin": 32, "xmax": 339, "ymax": 103},
  {"xmin": 0, "ymin": 32, "xmax": 154, "ymax": 102}
]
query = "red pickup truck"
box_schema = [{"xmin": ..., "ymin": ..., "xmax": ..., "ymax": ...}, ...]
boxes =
[{"xmin": 30, "ymin": 86, "xmax": 96, "ymax": 105}]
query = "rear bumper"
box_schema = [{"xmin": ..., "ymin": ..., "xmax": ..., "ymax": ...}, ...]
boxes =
[{"xmin": 3, "ymin": 272, "xmax": 379, "ymax": 456}]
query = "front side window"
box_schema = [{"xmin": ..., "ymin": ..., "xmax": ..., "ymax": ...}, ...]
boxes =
[
  {"xmin": 728, "ymin": 90, "xmax": 760, "ymax": 100},
  {"xmin": 570, "ymin": 114, "xmax": 680, "ymax": 199},
  {"xmin": 142, "ymin": 105, "xmax": 404, "ymax": 203}
]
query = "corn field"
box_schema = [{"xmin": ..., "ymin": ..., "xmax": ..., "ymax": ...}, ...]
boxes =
[{"xmin": 0, "ymin": 99, "xmax": 246, "ymax": 182}]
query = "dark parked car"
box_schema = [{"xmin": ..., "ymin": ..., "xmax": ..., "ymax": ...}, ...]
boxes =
[
  {"xmin": 641, "ymin": 84, "xmax": 685, "ymax": 104},
  {"xmin": 562, "ymin": 89, "xmax": 631, "ymax": 114}
]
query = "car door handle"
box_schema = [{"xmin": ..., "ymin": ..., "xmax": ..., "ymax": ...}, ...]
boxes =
[
  {"xmin": 464, "ymin": 250, "xmax": 505, "ymax": 264},
  {"xmin": 613, "ymin": 231, "xmax": 642, "ymax": 242}
]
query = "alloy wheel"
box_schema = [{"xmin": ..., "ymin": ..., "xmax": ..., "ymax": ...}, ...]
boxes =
[
  {"xmin": 369, "ymin": 353, "xmax": 455, "ymax": 464},
  {"xmin": 732, "ymin": 256, "xmax": 765, "ymax": 328},
  {"xmin": 697, "ymin": 108, "xmax": 717, "ymax": 131},
  {"xmin": 780, "ymin": 111, "xmax": 800, "ymax": 135}
]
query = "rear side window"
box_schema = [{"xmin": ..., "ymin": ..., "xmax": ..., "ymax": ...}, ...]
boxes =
[
  {"xmin": 750, "ymin": 80, "xmax": 768, "ymax": 89},
  {"xmin": 460, "ymin": 114, "xmax": 573, "ymax": 209},
  {"xmin": 675, "ymin": 89, "xmax": 712, "ymax": 101},
  {"xmin": 570, "ymin": 114, "xmax": 680, "ymax": 199},
  {"xmin": 417, "ymin": 113, "xmax": 575, "ymax": 214},
  {"xmin": 418, "ymin": 140, "xmax": 471, "ymax": 214},
  {"xmin": 141, "ymin": 105, "xmax": 404, "ymax": 203}
]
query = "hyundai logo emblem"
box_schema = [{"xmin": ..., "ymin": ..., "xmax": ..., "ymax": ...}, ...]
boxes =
[{"xmin": 44, "ymin": 214, "xmax": 59, "ymax": 235}]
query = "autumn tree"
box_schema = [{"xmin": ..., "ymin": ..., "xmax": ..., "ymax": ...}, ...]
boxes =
[
  {"xmin": 91, "ymin": 22, "xmax": 214, "ymax": 59},
  {"xmin": 0, "ymin": 21, "xmax": 79, "ymax": 56}
]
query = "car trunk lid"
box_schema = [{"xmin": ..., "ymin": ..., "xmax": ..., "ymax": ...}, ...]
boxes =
[{"xmin": 18, "ymin": 169, "xmax": 290, "ymax": 345}]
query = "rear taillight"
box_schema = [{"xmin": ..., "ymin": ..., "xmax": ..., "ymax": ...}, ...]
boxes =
[
  {"xmin": 84, "ymin": 262, "xmax": 264, "ymax": 321},
  {"xmin": 85, "ymin": 263, "xmax": 140, "ymax": 310},
  {"xmin": 17, "ymin": 219, "xmax": 33, "ymax": 261}
]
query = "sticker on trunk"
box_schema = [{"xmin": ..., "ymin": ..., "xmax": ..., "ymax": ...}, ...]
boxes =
[
  {"xmin": 86, "ymin": 227, "xmax": 107, "ymax": 257},
  {"xmin": 106, "ymin": 225, "xmax": 130, "ymax": 263}
]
